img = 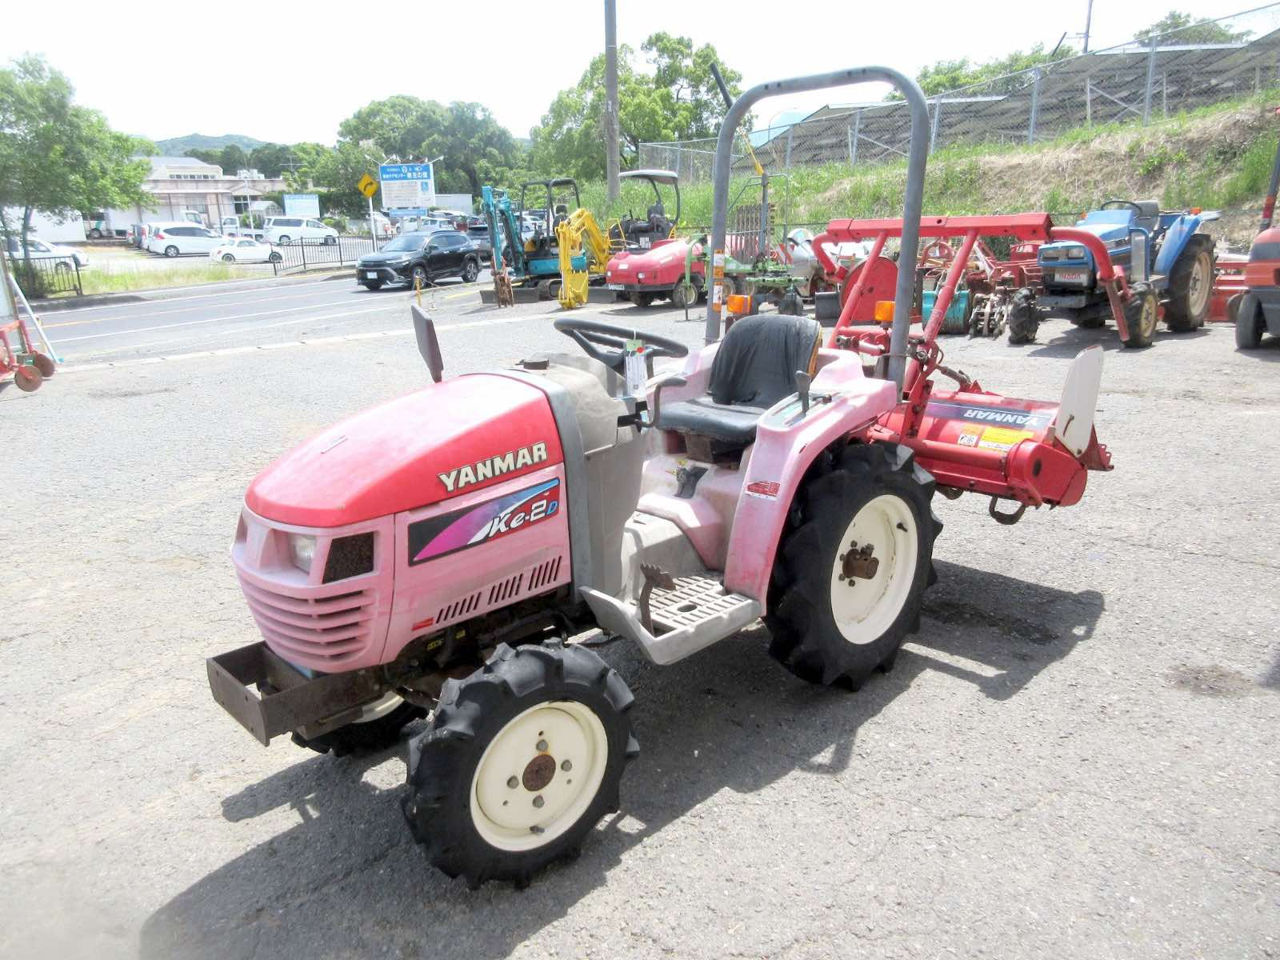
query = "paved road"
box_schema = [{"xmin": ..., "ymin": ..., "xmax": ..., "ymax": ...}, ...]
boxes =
[
  {"xmin": 1, "ymin": 292, "xmax": 1277, "ymax": 959},
  {"xmin": 37, "ymin": 273, "xmax": 497, "ymax": 365}
]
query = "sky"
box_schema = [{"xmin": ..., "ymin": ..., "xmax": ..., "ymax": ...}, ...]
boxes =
[{"xmin": 0, "ymin": 0, "xmax": 1252, "ymax": 148}]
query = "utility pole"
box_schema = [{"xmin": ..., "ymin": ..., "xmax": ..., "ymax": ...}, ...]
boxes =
[
  {"xmin": 604, "ymin": 0, "xmax": 620, "ymax": 202},
  {"xmin": 1083, "ymin": 0, "xmax": 1094, "ymax": 52}
]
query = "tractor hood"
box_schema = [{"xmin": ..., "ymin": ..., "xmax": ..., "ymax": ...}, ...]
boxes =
[
  {"xmin": 245, "ymin": 374, "xmax": 563, "ymax": 527},
  {"xmin": 607, "ymin": 238, "xmax": 701, "ymax": 273},
  {"xmin": 357, "ymin": 251, "xmax": 415, "ymax": 268}
]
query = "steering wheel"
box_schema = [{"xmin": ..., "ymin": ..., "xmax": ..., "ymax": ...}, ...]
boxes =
[
  {"xmin": 553, "ymin": 318, "xmax": 688, "ymax": 374},
  {"xmin": 1101, "ymin": 199, "xmax": 1145, "ymax": 215}
]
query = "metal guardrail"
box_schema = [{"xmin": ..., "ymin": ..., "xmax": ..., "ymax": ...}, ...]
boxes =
[
  {"xmin": 642, "ymin": 4, "xmax": 1280, "ymax": 181},
  {"xmin": 11, "ymin": 256, "xmax": 82, "ymax": 298},
  {"xmin": 270, "ymin": 236, "xmax": 384, "ymax": 276}
]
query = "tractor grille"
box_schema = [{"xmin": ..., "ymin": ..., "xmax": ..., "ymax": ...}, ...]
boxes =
[{"xmin": 240, "ymin": 578, "xmax": 375, "ymax": 666}]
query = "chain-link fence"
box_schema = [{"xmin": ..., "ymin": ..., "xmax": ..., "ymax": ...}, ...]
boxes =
[{"xmin": 641, "ymin": 4, "xmax": 1280, "ymax": 182}]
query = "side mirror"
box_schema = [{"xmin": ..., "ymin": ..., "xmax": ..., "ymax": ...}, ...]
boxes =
[{"xmin": 411, "ymin": 304, "xmax": 444, "ymax": 383}]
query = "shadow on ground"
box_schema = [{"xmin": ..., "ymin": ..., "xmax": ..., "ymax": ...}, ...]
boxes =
[
  {"xmin": 140, "ymin": 561, "xmax": 1103, "ymax": 959},
  {"xmin": 1024, "ymin": 321, "xmax": 1209, "ymax": 359}
]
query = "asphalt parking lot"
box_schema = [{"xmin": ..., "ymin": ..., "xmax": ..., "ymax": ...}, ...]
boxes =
[{"xmin": 2, "ymin": 284, "xmax": 1277, "ymax": 959}]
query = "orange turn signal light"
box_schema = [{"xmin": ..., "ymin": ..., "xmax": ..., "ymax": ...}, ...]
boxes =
[
  {"xmin": 874, "ymin": 300, "xmax": 895, "ymax": 324},
  {"xmin": 727, "ymin": 293, "xmax": 752, "ymax": 315},
  {"xmin": 1190, "ymin": 206, "xmax": 1202, "ymax": 214}
]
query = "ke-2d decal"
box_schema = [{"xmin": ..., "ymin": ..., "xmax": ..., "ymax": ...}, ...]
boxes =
[
  {"xmin": 408, "ymin": 478, "xmax": 560, "ymax": 565},
  {"xmin": 925, "ymin": 401, "xmax": 1052, "ymax": 431}
]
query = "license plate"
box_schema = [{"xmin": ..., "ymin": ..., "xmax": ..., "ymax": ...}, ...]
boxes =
[
  {"xmin": 607, "ymin": 283, "xmax": 626, "ymax": 290},
  {"xmin": 1056, "ymin": 269, "xmax": 1089, "ymax": 284},
  {"xmin": 365, "ymin": 271, "xmax": 378, "ymax": 279}
]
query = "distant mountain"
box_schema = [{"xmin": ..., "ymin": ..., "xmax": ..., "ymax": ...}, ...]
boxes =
[{"xmin": 153, "ymin": 133, "xmax": 267, "ymax": 155}]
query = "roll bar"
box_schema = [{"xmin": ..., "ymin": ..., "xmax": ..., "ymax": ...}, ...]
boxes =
[{"xmin": 705, "ymin": 66, "xmax": 930, "ymax": 390}]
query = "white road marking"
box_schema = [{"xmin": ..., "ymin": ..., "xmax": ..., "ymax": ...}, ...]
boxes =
[{"xmin": 55, "ymin": 311, "xmax": 539, "ymax": 373}]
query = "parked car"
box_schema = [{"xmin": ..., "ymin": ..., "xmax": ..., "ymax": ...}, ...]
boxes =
[
  {"xmin": 5, "ymin": 236, "xmax": 88, "ymax": 269},
  {"xmin": 210, "ymin": 237, "xmax": 282, "ymax": 264},
  {"xmin": 354, "ymin": 230, "xmax": 481, "ymax": 290},
  {"xmin": 263, "ymin": 217, "xmax": 338, "ymax": 246},
  {"xmin": 466, "ymin": 222, "xmax": 492, "ymax": 263},
  {"xmin": 147, "ymin": 223, "xmax": 224, "ymax": 257}
]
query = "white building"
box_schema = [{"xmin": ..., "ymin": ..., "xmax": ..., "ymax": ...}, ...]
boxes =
[{"xmin": 91, "ymin": 157, "xmax": 289, "ymax": 236}]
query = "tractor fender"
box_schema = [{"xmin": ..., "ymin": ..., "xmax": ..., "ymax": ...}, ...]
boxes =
[
  {"xmin": 722, "ymin": 374, "xmax": 899, "ymax": 609},
  {"xmin": 1154, "ymin": 215, "xmax": 1207, "ymax": 277}
]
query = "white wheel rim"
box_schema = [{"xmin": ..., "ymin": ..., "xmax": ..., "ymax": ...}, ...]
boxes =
[
  {"xmin": 470, "ymin": 700, "xmax": 608, "ymax": 852},
  {"xmin": 1188, "ymin": 254, "xmax": 1210, "ymax": 316},
  {"xmin": 829, "ymin": 494, "xmax": 918, "ymax": 644}
]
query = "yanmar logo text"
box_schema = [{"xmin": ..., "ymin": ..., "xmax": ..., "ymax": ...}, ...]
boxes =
[
  {"xmin": 439, "ymin": 442, "xmax": 549, "ymax": 493},
  {"xmin": 926, "ymin": 401, "xmax": 1051, "ymax": 431}
]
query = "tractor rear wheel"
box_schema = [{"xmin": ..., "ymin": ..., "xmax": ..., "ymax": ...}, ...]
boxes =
[
  {"xmin": 1005, "ymin": 289, "xmax": 1039, "ymax": 344},
  {"xmin": 1164, "ymin": 235, "xmax": 1214, "ymax": 331},
  {"xmin": 1121, "ymin": 283, "xmax": 1159, "ymax": 348},
  {"xmin": 766, "ymin": 444, "xmax": 940, "ymax": 689},
  {"xmin": 1234, "ymin": 293, "xmax": 1264, "ymax": 350},
  {"xmin": 291, "ymin": 694, "xmax": 426, "ymax": 757},
  {"xmin": 403, "ymin": 642, "xmax": 637, "ymax": 888}
]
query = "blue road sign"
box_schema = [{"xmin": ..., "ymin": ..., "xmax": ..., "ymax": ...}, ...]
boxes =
[{"xmin": 378, "ymin": 163, "xmax": 434, "ymax": 183}]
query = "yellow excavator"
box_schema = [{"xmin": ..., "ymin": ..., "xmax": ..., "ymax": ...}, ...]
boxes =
[{"xmin": 556, "ymin": 207, "xmax": 612, "ymax": 309}]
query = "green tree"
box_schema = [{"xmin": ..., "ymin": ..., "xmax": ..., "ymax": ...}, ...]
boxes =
[
  {"xmin": 1134, "ymin": 11, "xmax": 1250, "ymax": 45},
  {"xmin": 337, "ymin": 96, "xmax": 523, "ymax": 197},
  {"xmin": 300, "ymin": 140, "xmax": 382, "ymax": 218},
  {"xmin": 217, "ymin": 144, "xmax": 248, "ymax": 175},
  {"xmin": 912, "ymin": 42, "xmax": 1076, "ymax": 97},
  {"xmin": 530, "ymin": 36, "xmax": 741, "ymax": 181},
  {"xmin": 0, "ymin": 55, "xmax": 150, "ymax": 258},
  {"xmin": 249, "ymin": 142, "xmax": 297, "ymax": 179},
  {"xmin": 182, "ymin": 147, "xmax": 220, "ymax": 164}
]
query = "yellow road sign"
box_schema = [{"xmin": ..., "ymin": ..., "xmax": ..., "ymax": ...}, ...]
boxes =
[{"xmin": 357, "ymin": 174, "xmax": 378, "ymax": 198}]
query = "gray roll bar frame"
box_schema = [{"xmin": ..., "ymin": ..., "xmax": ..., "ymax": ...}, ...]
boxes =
[{"xmin": 705, "ymin": 66, "xmax": 930, "ymax": 390}]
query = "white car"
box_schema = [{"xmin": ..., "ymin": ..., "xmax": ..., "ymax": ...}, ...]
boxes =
[
  {"xmin": 148, "ymin": 224, "xmax": 224, "ymax": 257},
  {"xmin": 5, "ymin": 237, "xmax": 89, "ymax": 269},
  {"xmin": 210, "ymin": 237, "xmax": 283, "ymax": 264},
  {"xmin": 263, "ymin": 217, "xmax": 338, "ymax": 246}
]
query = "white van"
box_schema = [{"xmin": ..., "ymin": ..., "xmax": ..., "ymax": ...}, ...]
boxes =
[{"xmin": 263, "ymin": 217, "xmax": 338, "ymax": 245}]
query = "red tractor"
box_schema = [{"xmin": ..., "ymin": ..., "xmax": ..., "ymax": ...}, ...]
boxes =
[{"xmin": 207, "ymin": 67, "xmax": 1112, "ymax": 888}]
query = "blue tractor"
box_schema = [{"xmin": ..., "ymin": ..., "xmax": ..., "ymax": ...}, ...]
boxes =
[{"xmin": 1029, "ymin": 200, "xmax": 1217, "ymax": 348}]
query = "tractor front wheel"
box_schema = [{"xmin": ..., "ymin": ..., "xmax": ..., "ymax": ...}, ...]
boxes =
[
  {"xmin": 766, "ymin": 444, "xmax": 940, "ymax": 689},
  {"xmin": 291, "ymin": 694, "xmax": 426, "ymax": 757},
  {"xmin": 1005, "ymin": 289, "xmax": 1039, "ymax": 344},
  {"xmin": 633, "ymin": 292, "xmax": 655, "ymax": 308},
  {"xmin": 1164, "ymin": 235, "xmax": 1214, "ymax": 331},
  {"xmin": 1069, "ymin": 303, "xmax": 1108, "ymax": 329},
  {"xmin": 403, "ymin": 642, "xmax": 637, "ymax": 888},
  {"xmin": 1234, "ymin": 293, "xmax": 1264, "ymax": 350},
  {"xmin": 1121, "ymin": 283, "xmax": 1159, "ymax": 348}
]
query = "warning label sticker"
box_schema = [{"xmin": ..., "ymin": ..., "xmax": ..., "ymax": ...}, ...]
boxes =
[{"xmin": 978, "ymin": 426, "xmax": 1034, "ymax": 451}]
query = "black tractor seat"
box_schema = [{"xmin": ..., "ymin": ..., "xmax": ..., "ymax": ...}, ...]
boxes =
[{"xmin": 656, "ymin": 313, "xmax": 820, "ymax": 448}]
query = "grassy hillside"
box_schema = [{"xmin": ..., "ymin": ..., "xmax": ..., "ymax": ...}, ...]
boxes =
[
  {"xmin": 577, "ymin": 90, "xmax": 1278, "ymax": 253},
  {"xmin": 153, "ymin": 133, "xmax": 266, "ymax": 155}
]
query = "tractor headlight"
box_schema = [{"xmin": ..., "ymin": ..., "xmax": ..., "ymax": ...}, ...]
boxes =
[
  {"xmin": 1066, "ymin": 245, "xmax": 1087, "ymax": 260},
  {"xmin": 288, "ymin": 534, "xmax": 317, "ymax": 574},
  {"xmin": 1041, "ymin": 248, "xmax": 1061, "ymax": 262}
]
